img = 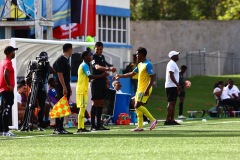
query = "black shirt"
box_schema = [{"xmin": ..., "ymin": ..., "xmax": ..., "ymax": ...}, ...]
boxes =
[
  {"xmin": 91, "ymin": 54, "xmax": 107, "ymax": 76},
  {"xmin": 53, "ymin": 55, "xmax": 71, "ymax": 84}
]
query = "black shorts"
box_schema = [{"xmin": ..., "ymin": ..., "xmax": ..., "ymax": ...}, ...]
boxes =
[
  {"xmin": 179, "ymin": 91, "xmax": 185, "ymax": 98},
  {"xmin": 166, "ymin": 87, "xmax": 178, "ymax": 102},
  {"xmin": 0, "ymin": 91, "xmax": 14, "ymax": 106},
  {"xmin": 91, "ymin": 79, "xmax": 107, "ymax": 100}
]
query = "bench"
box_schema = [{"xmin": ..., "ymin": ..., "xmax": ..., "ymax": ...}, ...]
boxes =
[{"xmin": 187, "ymin": 110, "xmax": 206, "ymax": 118}]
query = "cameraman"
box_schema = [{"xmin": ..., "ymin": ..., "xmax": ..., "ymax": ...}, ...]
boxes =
[{"xmin": 21, "ymin": 52, "xmax": 55, "ymax": 131}]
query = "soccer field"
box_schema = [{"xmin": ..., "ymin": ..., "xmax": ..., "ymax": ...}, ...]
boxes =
[{"xmin": 1, "ymin": 118, "xmax": 240, "ymax": 160}]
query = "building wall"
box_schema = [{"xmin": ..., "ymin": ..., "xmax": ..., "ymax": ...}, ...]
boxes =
[
  {"xmin": 96, "ymin": 0, "xmax": 131, "ymax": 71},
  {"xmin": 130, "ymin": 20, "xmax": 240, "ymax": 63}
]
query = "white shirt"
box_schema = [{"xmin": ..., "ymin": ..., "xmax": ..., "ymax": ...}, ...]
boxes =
[
  {"xmin": 213, "ymin": 87, "xmax": 231, "ymax": 100},
  {"xmin": 165, "ymin": 60, "xmax": 179, "ymax": 88},
  {"xmin": 17, "ymin": 92, "xmax": 22, "ymax": 104},
  {"xmin": 224, "ymin": 85, "xmax": 240, "ymax": 98}
]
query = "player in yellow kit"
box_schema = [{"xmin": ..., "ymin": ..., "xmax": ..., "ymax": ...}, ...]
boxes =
[
  {"xmin": 114, "ymin": 47, "xmax": 157, "ymax": 131},
  {"xmin": 76, "ymin": 51, "xmax": 108, "ymax": 132}
]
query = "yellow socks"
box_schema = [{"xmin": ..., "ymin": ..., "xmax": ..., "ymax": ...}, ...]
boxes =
[
  {"xmin": 78, "ymin": 107, "xmax": 86, "ymax": 129},
  {"xmin": 137, "ymin": 106, "xmax": 155, "ymax": 121},
  {"xmin": 136, "ymin": 108, "xmax": 143, "ymax": 128}
]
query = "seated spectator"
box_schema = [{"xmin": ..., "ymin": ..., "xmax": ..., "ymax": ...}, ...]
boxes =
[
  {"xmin": 48, "ymin": 78, "xmax": 91, "ymax": 125},
  {"xmin": 224, "ymin": 79, "xmax": 240, "ymax": 100},
  {"xmin": 112, "ymin": 80, "xmax": 123, "ymax": 93},
  {"xmin": 213, "ymin": 81, "xmax": 240, "ymax": 111},
  {"xmin": 17, "ymin": 83, "xmax": 27, "ymax": 126}
]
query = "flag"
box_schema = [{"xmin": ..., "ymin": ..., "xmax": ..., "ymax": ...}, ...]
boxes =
[
  {"xmin": 51, "ymin": 0, "xmax": 71, "ymax": 27},
  {"xmin": 53, "ymin": 23, "xmax": 81, "ymax": 39},
  {"xmin": 9, "ymin": 0, "xmax": 26, "ymax": 19},
  {"xmin": 71, "ymin": 0, "xmax": 83, "ymax": 23},
  {"xmin": 53, "ymin": 0, "xmax": 96, "ymax": 39},
  {"xmin": 78, "ymin": 0, "xmax": 96, "ymax": 36},
  {"xmin": 49, "ymin": 96, "xmax": 71, "ymax": 118}
]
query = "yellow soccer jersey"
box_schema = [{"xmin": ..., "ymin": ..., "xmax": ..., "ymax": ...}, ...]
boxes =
[
  {"xmin": 133, "ymin": 59, "xmax": 155, "ymax": 92},
  {"xmin": 76, "ymin": 61, "xmax": 91, "ymax": 94}
]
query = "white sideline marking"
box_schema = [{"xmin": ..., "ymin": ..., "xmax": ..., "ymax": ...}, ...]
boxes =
[{"xmin": 1, "ymin": 120, "xmax": 240, "ymax": 139}]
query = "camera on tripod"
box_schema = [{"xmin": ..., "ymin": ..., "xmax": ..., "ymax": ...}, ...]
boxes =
[{"xmin": 29, "ymin": 52, "xmax": 49, "ymax": 72}]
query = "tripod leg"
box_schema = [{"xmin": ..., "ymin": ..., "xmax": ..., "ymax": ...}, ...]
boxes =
[{"xmin": 20, "ymin": 80, "xmax": 39, "ymax": 131}]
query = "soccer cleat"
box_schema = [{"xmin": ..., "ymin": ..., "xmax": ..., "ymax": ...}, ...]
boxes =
[
  {"xmin": 2, "ymin": 131, "xmax": 16, "ymax": 137},
  {"xmin": 150, "ymin": 119, "xmax": 158, "ymax": 130},
  {"xmin": 89, "ymin": 126, "xmax": 99, "ymax": 131},
  {"xmin": 164, "ymin": 121, "xmax": 172, "ymax": 125},
  {"xmin": 131, "ymin": 128, "xmax": 144, "ymax": 132},
  {"xmin": 77, "ymin": 128, "xmax": 90, "ymax": 133},
  {"xmin": 171, "ymin": 121, "xmax": 181, "ymax": 125},
  {"xmin": 53, "ymin": 129, "xmax": 61, "ymax": 134},
  {"xmin": 60, "ymin": 129, "xmax": 73, "ymax": 134},
  {"xmin": 178, "ymin": 115, "xmax": 186, "ymax": 119}
]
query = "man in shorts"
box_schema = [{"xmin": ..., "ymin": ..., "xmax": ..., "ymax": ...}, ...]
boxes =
[
  {"xmin": 114, "ymin": 47, "xmax": 157, "ymax": 132},
  {"xmin": 90, "ymin": 42, "xmax": 116, "ymax": 131},
  {"xmin": 165, "ymin": 51, "xmax": 181, "ymax": 125}
]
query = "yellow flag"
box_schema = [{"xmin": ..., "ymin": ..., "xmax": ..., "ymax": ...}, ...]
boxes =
[{"xmin": 49, "ymin": 96, "xmax": 71, "ymax": 118}]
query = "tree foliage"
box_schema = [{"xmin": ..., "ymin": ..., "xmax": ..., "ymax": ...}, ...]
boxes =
[{"xmin": 130, "ymin": 0, "xmax": 240, "ymax": 20}]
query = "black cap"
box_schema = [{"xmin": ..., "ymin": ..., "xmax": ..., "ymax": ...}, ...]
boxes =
[
  {"xmin": 39, "ymin": 51, "xmax": 48, "ymax": 58},
  {"xmin": 4, "ymin": 46, "xmax": 18, "ymax": 55}
]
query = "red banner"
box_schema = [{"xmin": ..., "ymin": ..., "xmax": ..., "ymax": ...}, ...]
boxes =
[{"xmin": 53, "ymin": 0, "xmax": 96, "ymax": 39}]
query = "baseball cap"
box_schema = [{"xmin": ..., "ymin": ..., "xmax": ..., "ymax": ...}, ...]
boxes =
[
  {"xmin": 4, "ymin": 46, "xmax": 18, "ymax": 54},
  {"xmin": 168, "ymin": 51, "xmax": 180, "ymax": 58},
  {"xmin": 39, "ymin": 51, "xmax": 48, "ymax": 58}
]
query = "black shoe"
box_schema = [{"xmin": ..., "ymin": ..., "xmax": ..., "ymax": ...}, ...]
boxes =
[
  {"xmin": 98, "ymin": 126, "xmax": 110, "ymax": 130},
  {"xmin": 89, "ymin": 126, "xmax": 99, "ymax": 131},
  {"xmin": 60, "ymin": 129, "xmax": 73, "ymax": 134},
  {"xmin": 20, "ymin": 126, "xmax": 29, "ymax": 132},
  {"xmin": 77, "ymin": 128, "xmax": 90, "ymax": 133},
  {"xmin": 164, "ymin": 121, "xmax": 172, "ymax": 125},
  {"xmin": 37, "ymin": 127, "xmax": 45, "ymax": 131},
  {"xmin": 53, "ymin": 129, "xmax": 61, "ymax": 134},
  {"xmin": 171, "ymin": 121, "xmax": 181, "ymax": 125}
]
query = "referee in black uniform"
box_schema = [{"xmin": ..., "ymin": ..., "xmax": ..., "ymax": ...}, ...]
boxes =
[
  {"xmin": 90, "ymin": 42, "xmax": 116, "ymax": 131},
  {"xmin": 52, "ymin": 43, "xmax": 73, "ymax": 134}
]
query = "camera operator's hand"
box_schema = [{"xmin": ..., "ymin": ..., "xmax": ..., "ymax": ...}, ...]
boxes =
[{"xmin": 63, "ymin": 87, "xmax": 68, "ymax": 96}]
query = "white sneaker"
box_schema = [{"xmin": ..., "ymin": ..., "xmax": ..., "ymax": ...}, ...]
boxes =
[
  {"xmin": 150, "ymin": 119, "xmax": 158, "ymax": 131},
  {"xmin": 178, "ymin": 115, "xmax": 186, "ymax": 119},
  {"xmin": 3, "ymin": 131, "xmax": 16, "ymax": 137}
]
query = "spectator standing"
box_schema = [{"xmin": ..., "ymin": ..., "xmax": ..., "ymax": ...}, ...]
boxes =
[
  {"xmin": 165, "ymin": 51, "xmax": 181, "ymax": 125},
  {"xmin": 178, "ymin": 65, "xmax": 187, "ymax": 119},
  {"xmin": 0, "ymin": 46, "xmax": 18, "ymax": 136},
  {"xmin": 52, "ymin": 43, "xmax": 73, "ymax": 134},
  {"xmin": 114, "ymin": 47, "xmax": 157, "ymax": 132},
  {"xmin": 90, "ymin": 42, "xmax": 116, "ymax": 131}
]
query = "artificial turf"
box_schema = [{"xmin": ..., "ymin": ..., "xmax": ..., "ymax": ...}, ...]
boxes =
[{"xmin": 1, "ymin": 118, "xmax": 240, "ymax": 160}]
